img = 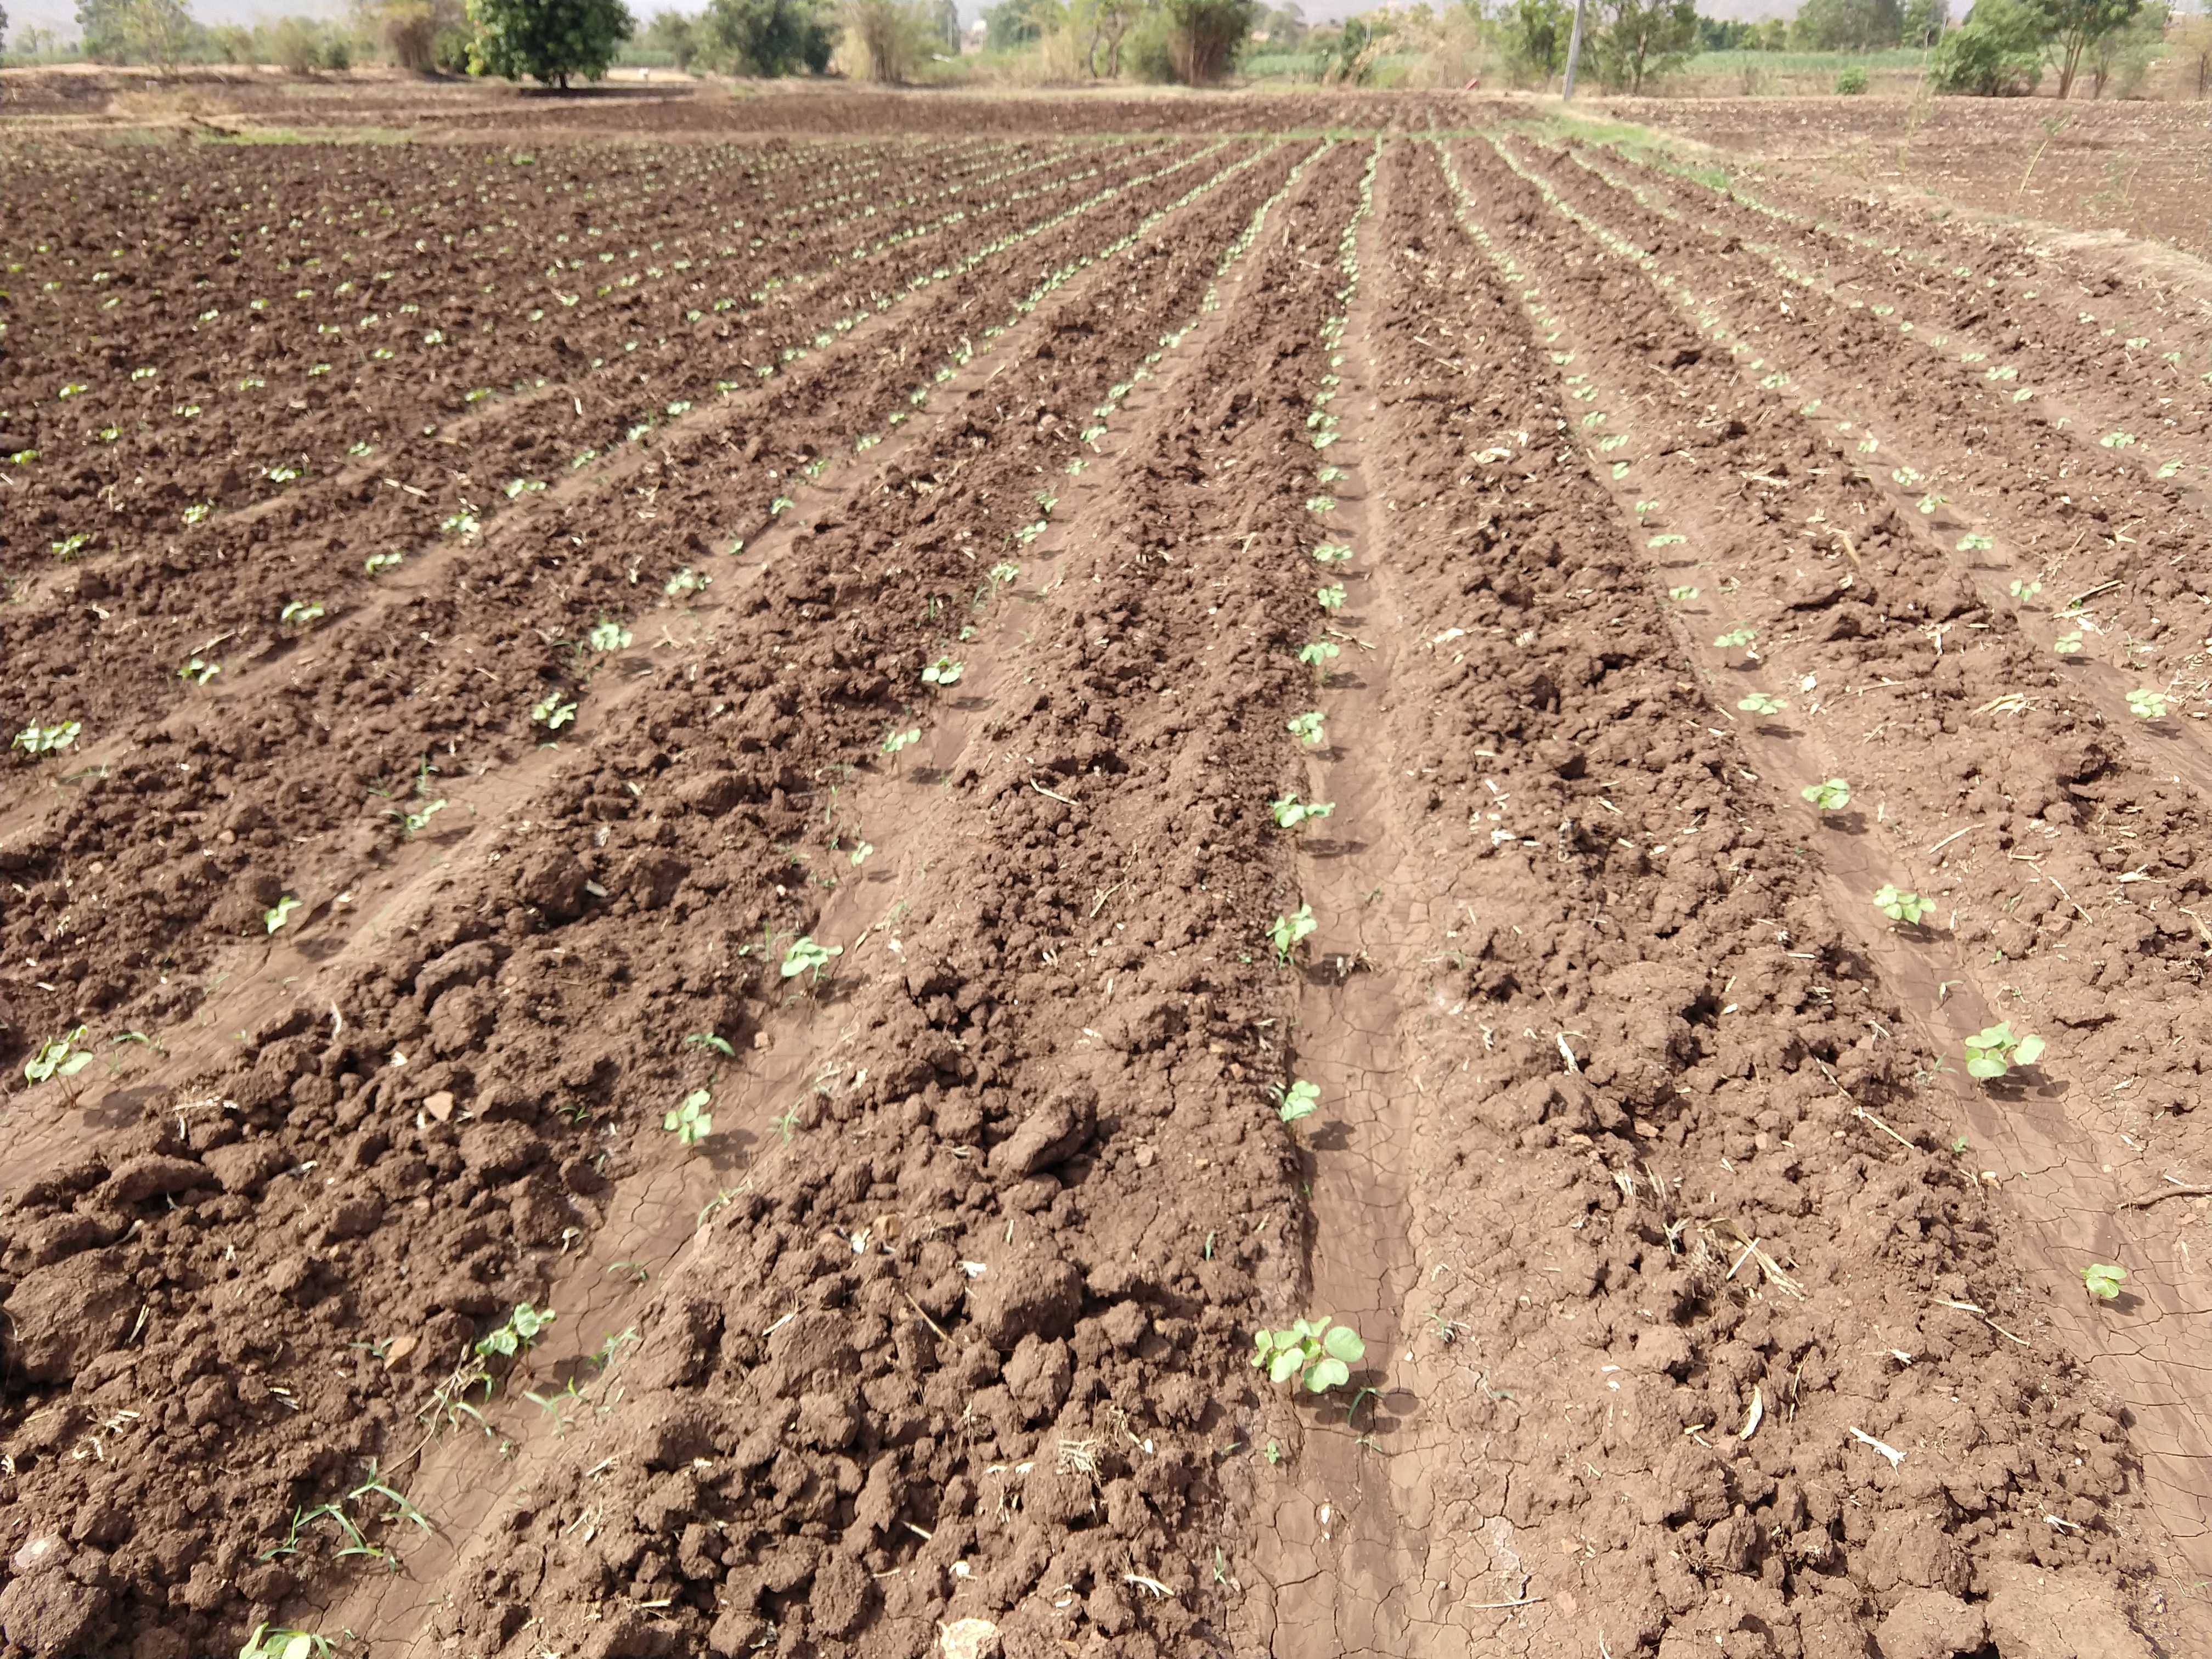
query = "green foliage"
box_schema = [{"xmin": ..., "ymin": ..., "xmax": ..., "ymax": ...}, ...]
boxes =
[
  {"xmin": 1802, "ymin": 777, "xmax": 1850, "ymax": 812},
  {"xmin": 1592, "ymin": 0, "xmax": 1697, "ymax": 91},
  {"xmin": 1873, "ymin": 883, "xmax": 1932, "ymax": 925},
  {"xmin": 2126, "ymin": 689, "xmax": 2170, "ymax": 720},
  {"xmin": 239, "ymin": 1628, "xmax": 335, "ymax": 1659},
  {"xmin": 781, "ymin": 936, "xmax": 843, "ymax": 981},
  {"xmin": 1163, "ymin": 0, "xmax": 1253, "ymax": 81},
  {"xmin": 1315, "ymin": 584, "xmax": 1346, "ymax": 613},
  {"xmin": 1271, "ymin": 1078, "xmax": 1320, "ymax": 1122},
  {"xmin": 1738, "ymin": 692, "xmax": 1786, "ymax": 716},
  {"xmin": 843, "ymin": 0, "xmax": 934, "ymax": 79},
  {"xmin": 476, "ymin": 1302, "xmax": 555, "ymax": 1359},
  {"xmin": 1929, "ymin": 0, "xmax": 2046, "ymax": 93},
  {"xmin": 1271, "ymin": 794, "xmax": 1334, "ymax": 830},
  {"xmin": 1963, "ymin": 1022, "xmax": 2045, "ymax": 1080},
  {"xmin": 1251, "ymin": 1317, "xmax": 1364, "ymax": 1392},
  {"xmin": 2081, "ymin": 1262, "xmax": 2126, "ymax": 1301},
  {"xmin": 1268, "ymin": 903, "xmax": 1316, "ymax": 964},
  {"xmin": 25, "ymin": 1026, "xmax": 93, "ymax": 1086},
  {"xmin": 466, "ymin": 0, "xmax": 634, "ymax": 84},
  {"xmin": 880, "ymin": 726, "xmax": 921, "ymax": 760},
  {"xmin": 588, "ymin": 619, "xmax": 633, "ymax": 651},
  {"xmin": 686, "ymin": 1031, "xmax": 737, "ymax": 1057},
  {"xmin": 1792, "ymin": 0, "xmax": 1900, "ymax": 51},
  {"xmin": 1714, "ymin": 625, "xmax": 1756, "ymax": 650},
  {"xmin": 1834, "ymin": 62, "xmax": 1868, "ymax": 89},
  {"xmin": 922, "ymin": 654, "xmax": 964, "ymax": 688},
  {"xmin": 12, "ymin": 719, "xmax": 80, "ymax": 756},
  {"xmin": 264, "ymin": 895, "xmax": 301, "ymax": 934},
  {"xmin": 531, "ymin": 693, "xmax": 578, "ymax": 730},
  {"xmin": 665, "ymin": 1087, "xmax": 713, "ymax": 1146},
  {"xmin": 1311, "ymin": 541, "xmax": 1351, "ymax": 563},
  {"xmin": 1502, "ymin": 0, "xmax": 1571, "ymax": 83},
  {"xmin": 702, "ymin": 0, "xmax": 835, "ymax": 70},
  {"xmin": 1286, "ymin": 711, "xmax": 1326, "ymax": 747}
]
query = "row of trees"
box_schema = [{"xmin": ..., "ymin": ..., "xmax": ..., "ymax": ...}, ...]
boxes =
[{"xmin": 1929, "ymin": 0, "xmax": 2168, "ymax": 95}]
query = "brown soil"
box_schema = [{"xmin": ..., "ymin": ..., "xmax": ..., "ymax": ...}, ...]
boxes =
[{"xmin": 3, "ymin": 88, "xmax": 2210, "ymax": 1659}]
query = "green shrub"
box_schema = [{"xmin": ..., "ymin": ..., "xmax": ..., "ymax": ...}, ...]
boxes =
[
  {"xmin": 1928, "ymin": 0, "xmax": 2044, "ymax": 93},
  {"xmin": 1833, "ymin": 63, "xmax": 1866, "ymax": 91}
]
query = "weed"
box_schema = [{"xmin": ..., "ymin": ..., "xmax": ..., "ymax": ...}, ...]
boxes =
[
  {"xmin": 1802, "ymin": 778, "xmax": 1850, "ymax": 812},
  {"xmin": 665, "ymin": 1087, "xmax": 713, "ymax": 1147},
  {"xmin": 1269, "ymin": 904, "xmax": 1316, "ymax": 964},
  {"xmin": 25, "ymin": 1026, "xmax": 93, "ymax": 1086},
  {"xmin": 781, "ymin": 936, "xmax": 843, "ymax": 982},
  {"xmin": 588, "ymin": 619, "xmax": 633, "ymax": 651},
  {"xmin": 51, "ymin": 532, "xmax": 91, "ymax": 560},
  {"xmin": 1738, "ymin": 692, "xmax": 1786, "ymax": 716},
  {"xmin": 475, "ymin": 1303, "xmax": 555, "ymax": 1360},
  {"xmin": 12, "ymin": 720, "xmax": 81, "ymax": 755},
  {"xmin": 1263, "ymin": 1440, "xmax": 1283, "ymax": 1465},
  {"xmin": 2127, "ymin": 689, "xmax": 2170, "ymax": 720},
  {"xmin": 686, "ymin": 1031, "xmax": 736, "ymax": 1057},
  {"xmin": 2082, "ymin": 1262, "xmax": 2126, "ymax": 1301},
  {"xmin": 772, "ymin": 1099, "xmax": 805, "ymax": 1142},
  {"xmin": 264, "ymin": 896, "xmax": 301, "ymax": 934},
  {"xmin": 531, "ymin": 694, "xmax": 577, "ymax": 731},
  {"xmin": 1873, "ymin": 884, "xmax": 1932, "ymax": 925},
  {"xmin": 1963, "ymin": 1022, "xmax": 2044, "ymax": 1081},
  {"xmin": 1251, "ymin": 1317, "xmax": 1364, "ymax": 1393},
  {"xmin": 1286, "ymin": 712, "xmax": 1327, "ymax": 748},
  {"xmin": 1269, "ymin": 795, "xmax": 1335, "ymax": 830},
  {"xmin": 922, "ymin": 656, "xmax": 964, "ymax": 689},
  {"xmin": 1271, "ymin": 1079, "xmax": 1320, "ymax": 1122}
]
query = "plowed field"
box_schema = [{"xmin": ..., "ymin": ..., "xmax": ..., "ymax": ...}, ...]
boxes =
[{"xmin": 5, "ymin": 99, "xmax": 2212, "ymax": 1659}]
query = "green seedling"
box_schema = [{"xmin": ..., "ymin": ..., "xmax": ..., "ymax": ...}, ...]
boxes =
[
  {"xmin": 1874, "ymin": 884, "xmax": 1932, "ymax": 925},
  {"xmin": 665, "ymin": 1087, "xmax": 713, "ymax": 1147},
  {"xmin": 1306, "ymin": 495, "xmax": 1336, "ymax": 514},
  {"xmin": 1714, "ymin": 625, "xmax": 1757, "ymax": 650},
  {"xmin": 1287, "ymin": 712, "xmax": 1327, "ymax": 748},
  {"xmin": 26, "ymin": 1026, "xmax": 93, "ymax": 1086},
  {"xmin": 13, "ymin": 720, "xmax": 82, "ymax": 755},
  {"xmin": 1269, "ymin": 904, "xmax": 1316, "ymax": 964},
  {"xmin": 1316, "ymin": 584, "xmax": 1347, "ymax": 613},
  {"xmin": 183, "ymin": 503, "xmax": 211, "ymax": 526},
  {"xmin": 531, "ymin": 694, "xmax": 577, "ymax": 731},
  {"xmin": 239, "ymin": 1627, "xmax": 334, "ymax": 1659},
  {"xmin": 264, "ymin": 896, "xmax": 301, "ymax": 934},
  {"xmin": 664, "ymin": 566, "xmax": 708, "ymax": 600},
  {"xmin": 1251, "ymin": 1317, "xmax": 1365, "ymax": 1393},
  {"xmin": 772, "ymin": 1099, "xmax": 804, "ymax": 1142},
  {"xmin": 588, "ymin": 619, "xmax": 633, "ymax": 651},
  {"xmin": 769, "ymin": 494, "xmax": 794, "ymax": 515},
  {"xmin": 1963, "ymin": 1022, "xmax": 2045, "ymax": 1080},
  {"xmin": 347, "ymin": 1459, "xmax": 432, "ymax": 1534},
  {"xmin": 51, "ymin": 532, "xmax": 92, "ymax": 558},
  {"xmin": 987, "ymin": 561, "xmax": 1020, "ymax": 587},
  {"xmin": 2008, "ymin": 579, "xmax": 2042, "ymax": 600},
  {"xmin": 781, "ymin": 936, "xmax": 843, "ymax": 983},
  {"xmin": 391, "ymin": 798, "xmax": 446, "ymax": 838},
  {"xmin": 1270, "ymin": 795, "xmax": 1335, "ymax": 831},
  {"xmin": 1312, "ymin": 542, "xmax": 1352, "ymax": 564},
  {"xmin": 365, "ymin": 551, "xmax": 405, "ymax": 576},
  {"xmin": 685, "ymin": 1032, "xmax": 736, "ymax": 1057},
  {"xmin": 1802, "ymin": 778, "xmax": 1850, "ymax": 812},
  {"xmin": 1738, "ymin": 693, "xmax": 1786, "ymax": 716},
  {"xmin": 1299, "ymin": 640, "xmax": 1341, "ymax": 679},
  {"xmin": 2054, "ymin": 633, "xmax": 2084, "ymax": 656},
  {"xmin": 2127, "ymin": 689, "xmax": 2170, "ymax": 720},
  {"xmin": 475, "ymin": 1303, "xmax": 555, "ymax": 1361},
  {"xmin": 180, "ymin": 658, "xmax": 221, "ymax": 687},
  {"xmin": 1668, "ymin": 586, "xmax": 1700, "ymax": 602},
  {"xmin": 849, "ymin": 840, "xmax": 873, "ymax": 866},
  {"xmin": 280, "ymin": 600, "xmax": 325, "ymax": 628},
  {"xmin": 2082, "ymin": 1263, "xmax": 2126, "ymax": 1301},
  {"xmin": 1271, "ymin": 1079, "xmax": 1320, "ymax": 1123},
  {"xmin": 922, "ymin": 656, "xmax": 964, "ymax": 689},
  {"xmin": 881, "ymin": 727, "xmax": 921, "ymax": 762}
]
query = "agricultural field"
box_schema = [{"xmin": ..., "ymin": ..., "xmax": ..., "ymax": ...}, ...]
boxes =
[{"xmin": 4, "ymin": 88, "xmax": 2212, "ymax": 1659}]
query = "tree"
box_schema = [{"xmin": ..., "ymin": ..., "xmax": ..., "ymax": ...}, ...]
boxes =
[
  {"xmin": 466, "ymin": 0, "xmax": 633, "ymax": 82},
  {"xmin": 642, "ymin": 5, "xmax": 697, "ymax": 61},
  {"xmin": 1164, "ymin": 0, "xmax": 1250, "ymax": 80},
  {"xmin": 1592, "ymin": 0, "xmax": 1693, "ymax": 90},
  {"xmin": 1928, "ymin": 0, "xmax": 2046, "ymax": 91},
  {"xmin": 703, "ymin": 0, "xmax": 836, "ymax": 70},
  {"xmin": 2086, "ymin": 0, "xmax": 2160, "ymax": 94},
  {"xmin": 2031, "ymin": 0, "xmax": 2141, "ymax": 95},
  {"xmin": 982, "ymin": 0, "xmax": 1049, "ymax": 47},
  {"xmin": 840, "ymin": 0, "xmax": 928, "ymax": 76},
  {"xmin": 1790, "ymin": 0, "xmax": 1903, "ymax": 50},
  {"xmin": 1503, "ymin": 0, "xmax": 1569, "ymax": 82},
  {"xmin": 1899, "ymin": 0, "xmax": 1948, "ymax": 46}
]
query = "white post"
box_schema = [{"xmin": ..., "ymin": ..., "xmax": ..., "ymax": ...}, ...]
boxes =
[{"xmin": 1562, "ymin": 0, "xmax": 1589, "ymax": 99}]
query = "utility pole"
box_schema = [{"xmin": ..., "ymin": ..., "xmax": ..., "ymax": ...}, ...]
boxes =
[{"xmin": 1562, "ymin": 0, "xmax": 1588, "ymax": 98}]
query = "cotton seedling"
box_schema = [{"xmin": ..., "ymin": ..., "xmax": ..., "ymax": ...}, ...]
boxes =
[
  {"xmin": 1802, "ymin": 778, "xmax": 1850, "ymax": 812},
  {"xmin": 881, "ymin": 726, "xmax": 921, "ymax": 764},
  {"xmin": 1312, "ymin": 543, "xmax": 1352, "ymax": 565},
  {"xmin": 1299, "ymin": 640, "xmax": 1341, "ymax": 682},
  {"xmin": 1714, "ymin": 625, "xmax": 1757, "ymax": 651},
  {"xmin": 781, "ymin": 936, "xmax": 843, "ymax": 983},
  {"xmin": 1269, "ymin": 904, "xmax": 1317, "ymax": 964},
  {"xmin": 1270, "ymin": 795, "xmax": 1334, "ymax": 831},
  {"xmin": 1668, "ymin": 586, "xmax": 1700, "ymax": 602},
  {"xmin": 2008, "ymin": 579, "xmax": 2042, "ymax": 600},
  {"xmin": 1738, "ymin": 693, "xmax": 1786, "ymax": 716},
  {"xmin": 280, "ymin": 600, "xmax": 325, "ymax": 629},
  {"xmin": 922, "ymin": 656, "xmax": 964, "ymax": 689},
  {"xmin": 13, "ymin": 720, "xmax": 81, "ymax": 756},
  {"xmin": 2127, "ymin": 689, "xmax": 2170, "ymax": 720},
  {"xmin": 1287, "ymin": 712, "xmax": 1326, "ymax": 748},
  {"xmin": 587, "ymin": 619, "xmax": 633, "ymax": 652},
  {"xmin": 1963, "ymin": 1022, "xmax": 2045, "ymax": 1080},
  {"xmin": 1874, "ymin": 884, "xmax": 1932, "ymax": 925},
  {"xmin": 264, "ymin": 896, "xmax": 301, "ymax": 934},
  {"xmin": 365, "ymin": 551, "xmax": 405, "ymax": 576},
  {"xmin": 849, "ymin": 840, "xmax": 874, "ymax": 866},
  {"xmin": 25, "ymin": 1026, "xmax": 93, "ymax": 1087},
  {"xmin": 476, "ymin": 1303, "xmax": 556, "ymax": 1362},
  {"xmin": 1317, "ymin": 465, "xmax": 1346, "ymax": 484},
  {"xmin": 50, "ymin": 532, "xmax": 92, "ymax": 559},
  {"xmin": 665, "ymin": 567, "xmax": 708, "ymax": 600},
  {"xmin": 180, "ymin": 658, "xmax": 221, "ymax": 687},
  {"xmin": 1271, "ymin": 1079, "xmax": 1320, "ymax": 1123},
  {"xmin": 987, "ymin": 561, "xmax": 1020, "ymax": 588},
  {"xmin": 665, "ymin": 1087, "xmax": 713, "ymax": 1147},
  {"xmin": 531, "ymin": 694, "xmax": 577, "ymax": 731},
  {"xmin": 390, "ymin": 799, "xmax": 445, "ymax": 839},
  {"xmin": 1316, "ymin": 585, "xmax": 1347, "ymax": 613},
  {"xmin": 2054, "ymin": 633, "xmax": 2084, "ymax": 656},
  {"xmin": 1306, "ymin": 495, "xmax": 1336, "ymax": 514},
  {"xmin": 238, "ymin": 1626, "xmax": 334, "ymax": 1659},
  {"xmin": 2082, "ymin": 1263, "xmax": 2126, "ymax": 1301},
  {"xmin": 1251, "ymin": 1317, "xmax": 1365, "ymax": 1393}
]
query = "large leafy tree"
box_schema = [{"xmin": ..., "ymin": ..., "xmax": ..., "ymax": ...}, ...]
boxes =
[
  {"xmin": 465, "ymin": 0, "xmax": 634, "ymax": 85},
  {"xmin": 2031, "ymin": 0, "xmax": 2141, "ymax": 95},
  {"xmin": 1165, "ymin": 0, "xmax": 1251, "ymax": 81},
  {"xmin": 1928, "ymin": 0, "xmax": 2047, "ymax": 90},
  {"xmin": 1790, "ymin": 0, "xmax": 1903, "ymax": 49},
  {"xmin": 704, "ymin": 0, "xmax": 834, "ymax": 67},
  {"xmin": 1592, "ymin": 0, "xmax": 1694, "ymax": 92},
  {"xmin": 1503, "ymin": 0, "xmax": 1570, "ymax": 83}
]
